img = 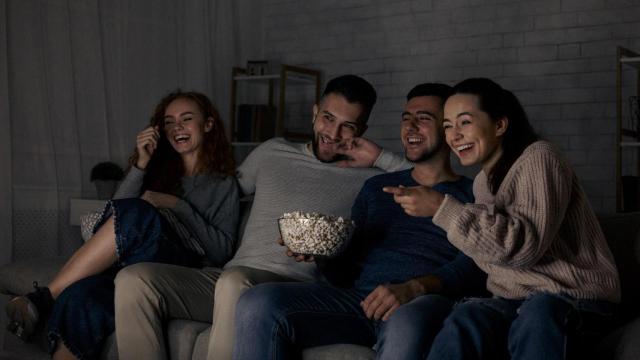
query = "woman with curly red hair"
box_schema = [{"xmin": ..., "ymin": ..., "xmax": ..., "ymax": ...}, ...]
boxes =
[{"xmin": 6, "ymin": 90, "xmax": 239, "ymax": 360}]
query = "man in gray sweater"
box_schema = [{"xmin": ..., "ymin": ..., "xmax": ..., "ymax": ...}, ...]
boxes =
[{"xmin": 113, "ymin": 75, "xmax": 409, "ymax": 360}]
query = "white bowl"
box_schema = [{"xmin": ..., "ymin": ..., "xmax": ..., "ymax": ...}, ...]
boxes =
[{"xmin": 278, "ymin": 212, "xmax": 355, "ymax": 258}]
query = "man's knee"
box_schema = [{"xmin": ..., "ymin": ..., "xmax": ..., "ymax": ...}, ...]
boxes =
[
  {"xmin": 446, "ymin": 302, "xmax": 480, "ymax": 325},
  {"xmin": 115, "ymin": 263, "xmax": 162, "ymax": 306},
  {"xmin": 236, "ymin": 284, "xmax": 288, "ymax": 325},
  {"xmin": 215, "ymin": 267, "xmax": 259, "ymax": 299},
  {"xmin": 387, "ymin": 295, "xmax": 453, "ymax": 331},
  {"xmin": 378, "ymin": 296, "xmax": 454, "ymax": 358},
  {"xmin": 237, "ymin": 284, "xmax": 286, "ymax": 315}
]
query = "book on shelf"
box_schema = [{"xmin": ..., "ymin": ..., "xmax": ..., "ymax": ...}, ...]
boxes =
[{"xmin": 236, "ymin": 104, "xmax": 276, "ymax": 142}]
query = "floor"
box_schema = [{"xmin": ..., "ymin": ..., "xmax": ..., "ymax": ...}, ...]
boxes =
[
  {"xmin": 0, "ymin": 350, "xmax": 47, "ymax": 360},
  {"xmin": 1, "ymin": 329, "xmax": 49, "ymax": 360}
]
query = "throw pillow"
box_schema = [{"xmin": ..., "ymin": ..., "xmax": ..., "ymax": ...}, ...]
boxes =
[{"xmin": 80, "ymin": 211, "xmax": 103, "ymax": 242}]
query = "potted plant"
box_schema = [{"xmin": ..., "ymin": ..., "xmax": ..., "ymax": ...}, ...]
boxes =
[{"xmin": 90, "ymin": 161, "xmax": 124, "ymax": 200}]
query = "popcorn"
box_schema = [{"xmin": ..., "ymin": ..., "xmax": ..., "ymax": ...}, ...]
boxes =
[{"xmin": 278, "ymin": 211, "xmax": 355, "ymax": 257}]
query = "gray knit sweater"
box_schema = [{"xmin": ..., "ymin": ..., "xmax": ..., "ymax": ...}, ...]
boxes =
[
  {"xmin": 114, "ymin": 166, "xmax": 239, "ymax": 267},
  {"xmin": 433, "ymin": 141, "xmax": 621, "ymax": 303},
  {"xmin": 226, "ymin": 137, "xmax": 409, "ymax": 282}
]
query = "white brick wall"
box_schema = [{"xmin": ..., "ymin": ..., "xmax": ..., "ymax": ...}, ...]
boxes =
[{"xmin": 261, "ymin": 0, "xmax": 640, "ymax": 213}]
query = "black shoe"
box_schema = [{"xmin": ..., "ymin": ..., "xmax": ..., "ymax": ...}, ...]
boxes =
[{"xmin": 5, "ymin": 281, "xmax": 53, "ymax": 341}]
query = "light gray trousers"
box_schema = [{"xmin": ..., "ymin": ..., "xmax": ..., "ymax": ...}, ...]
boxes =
[{"xmin": 114, "ymin": 262, "xmax": 295, "ymax": 360}]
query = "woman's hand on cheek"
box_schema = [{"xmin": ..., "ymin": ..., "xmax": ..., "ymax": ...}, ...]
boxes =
[
  {"xmin": 135, "ymin": 126, "xmax": 160, "ymax": 170},
  {"xmin": 382, "ymin": 185, "xmax": 444, "ymax": 217}
]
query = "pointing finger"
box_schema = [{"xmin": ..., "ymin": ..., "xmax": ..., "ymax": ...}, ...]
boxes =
[{"xmin": 382, "ymin": 186, "xmax": 405, "ymax": 196}]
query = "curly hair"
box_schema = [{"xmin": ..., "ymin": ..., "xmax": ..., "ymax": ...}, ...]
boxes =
[{"xmin": 128, "ymin": 90, "xmax": 235, "ymax": 194}]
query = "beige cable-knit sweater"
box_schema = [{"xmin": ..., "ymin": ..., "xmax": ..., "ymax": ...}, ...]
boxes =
[{"xmin": 433, "ymin": 141, "xmax": 621, "ymax": 303}]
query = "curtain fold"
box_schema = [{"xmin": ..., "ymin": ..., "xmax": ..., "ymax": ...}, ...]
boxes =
[
  {"xmin": 1, "ymin": 0, "xmax": 262, "ymax": 264},
  {"xmin": 0, "ymin": 0, "xmax": 12, "ymax": 265}
]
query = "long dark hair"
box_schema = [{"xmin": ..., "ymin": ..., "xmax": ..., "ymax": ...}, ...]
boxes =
[
  {"xmin": 451, "ymin": 78, "xmax": 539, "ymax": 194},
  {"xmin": 128, "ymin": 90, "xmax": 235, "ymax": 194}
]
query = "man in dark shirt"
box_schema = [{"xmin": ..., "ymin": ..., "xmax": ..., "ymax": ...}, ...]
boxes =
[{"xmin": 232, "ymin": 83, "xmax": 486, "ymax": 360}]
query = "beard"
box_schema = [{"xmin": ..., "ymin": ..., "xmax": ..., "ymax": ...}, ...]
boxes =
[
  {"xmin": 404, "ymin": 136, "xmax": 444, "ymax": 163},
  {"xmin": 311, "ymin": 135, "xmax": 348, "ymax": 163}
]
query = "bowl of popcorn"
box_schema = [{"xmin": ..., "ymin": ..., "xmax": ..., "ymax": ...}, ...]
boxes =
[{"xmin": 278, "ymin": 211, "xmax": 356, "ymax": 258}]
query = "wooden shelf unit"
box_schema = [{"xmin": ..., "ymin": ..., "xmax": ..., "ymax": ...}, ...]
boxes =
[
  {"xmin": 229, "ymin": 64, "xmax": 321, "ymax": 144},
  {"xmin": 615, "ymin": 46, "xmax": 640, "ymax": 212}
]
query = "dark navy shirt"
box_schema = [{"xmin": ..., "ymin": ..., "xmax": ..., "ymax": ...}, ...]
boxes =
[{"xmin": 347, "ymin": 169, "xmax": 484, "ymax": 295}]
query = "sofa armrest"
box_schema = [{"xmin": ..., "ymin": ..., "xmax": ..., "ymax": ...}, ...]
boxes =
[
  {"xmin": 598, "ymin": 212, "xmax": 640, "ymax": 320},
  {"xmin": 598, "ymin": 316, "xmax": 640, "ymax": 360}
]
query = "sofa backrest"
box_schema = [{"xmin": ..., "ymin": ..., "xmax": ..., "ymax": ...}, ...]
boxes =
[{"xmin": 598, "ymin": 212, "xmax": 640, "ymax": 321}]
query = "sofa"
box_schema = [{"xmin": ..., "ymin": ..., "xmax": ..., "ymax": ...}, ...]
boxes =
[{"xmin": 1, "ymin": 209, "xmax": 640, "ymax": 359}]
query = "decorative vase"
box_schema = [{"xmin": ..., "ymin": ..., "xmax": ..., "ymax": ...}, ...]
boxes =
[{"xmin": 94, "ymin": 180, "xmax": 118, "ymax": 200}]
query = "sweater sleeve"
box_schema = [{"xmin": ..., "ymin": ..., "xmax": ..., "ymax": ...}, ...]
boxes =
[
  {"xmin": 171, "ymin": 177, "xmax": 240, "ymax": 266},
  {"xmin": 112, "ymin": 166, "xmax": 145, "ymax": 199},
  {"xmin": 373, "ymin": 149, "xmax": 413, "ymax": 172},
  {"xmin": 433, "ymin": 145, "xmax": 572, "ymax": 269},
  {"xmin": 236, "ymin": 140, "xmax": 273, "ymax": 196}
]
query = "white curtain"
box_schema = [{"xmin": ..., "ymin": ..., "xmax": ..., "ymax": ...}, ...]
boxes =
[
  {"xmin": 0, "ymin": 0, "xmax": 263, "ymax": 264},
  {"xmin": 1, "ymin": 0, "xmax": 11, "ymax": 265}
]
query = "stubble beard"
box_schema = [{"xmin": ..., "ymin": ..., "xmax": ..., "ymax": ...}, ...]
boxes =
[
  {"xmin": 405, "ymin": 136, "xmax": 444, "ymax": 163},
  {"xmin": 311, "ymin": 135, "xmax": 346, "ymax": 163}
]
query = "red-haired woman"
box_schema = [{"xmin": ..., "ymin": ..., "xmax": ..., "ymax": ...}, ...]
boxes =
[{"xmin": 6, "ymin": 90, "xmax": 239, "ymax": 360}]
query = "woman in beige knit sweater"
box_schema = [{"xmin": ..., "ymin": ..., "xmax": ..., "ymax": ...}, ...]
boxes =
[{"xmin": 384, "ymin": 78, "xmax": 620, "ymax": 359}]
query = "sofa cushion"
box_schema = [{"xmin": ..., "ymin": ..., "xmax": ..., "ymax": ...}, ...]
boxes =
[
  {"xmin": 80, "ymin": 211, "xmax": 103, "ymax": 242},
  {"xmin": 302, "ymin": 344, "xmax": 375, "ymax": 360},
  {"xmin": 0, "ymin": 257, "xmax": 66, "ymax": 296},
  {"xmin": 598, "ymin": 316, "xmax": 640, "ymax": 360},
  {"xmin": 167, "ymin": 319, "xmax": 210, "ymax": 360},
  {"xmin": 191, "ymin": 326, "xmax": 211, "ymax": 360},
  {"xmin": 100, "ymin": 334, "xmax": 118, "ymax": 360},
  {"xmin": 186, "ymin": 326, "xmax": 377, "ymax": 360}
]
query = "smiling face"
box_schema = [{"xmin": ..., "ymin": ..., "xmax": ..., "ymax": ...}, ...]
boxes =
[
  {"xmin": 401, "ymin": 95, "xmax": 446, "ymax": 163},
  {"xmin": 311, "ymin": 93, "xmax": 365, "ymax": 162},
  {"xmin": 163, "ymin": 97, "xmax": 213, "ymax": 157},
  {"xmin": 443, "ymin": 94, "xmax": 507, "ymax": 172}
]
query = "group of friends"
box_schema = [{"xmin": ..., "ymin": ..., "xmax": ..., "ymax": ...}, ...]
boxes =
[{"xmin": 5, "ymin": 74, "xmax": 620, "ymax": 360}]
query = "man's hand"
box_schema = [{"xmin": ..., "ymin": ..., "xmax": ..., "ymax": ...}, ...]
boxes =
[
  {"xmin": 277, "ymin": 237, "xmax": 315, "ymax": 262},
  {"xmin": 336, "ymin": 138, "xmax": 382, "ymax": 168},
  {"xmin": 361, "ymin": 276, "xmax": 442, "ymax": 321},
  {"xmin": 383, "ymin": 185, "xmax": 444, "ymax": 217},
  {"xmin": 361, "ymin": 283, "xmax": 419, "ymax": 321},
  {"xmin": 141, "ymin": 191, "xmax": 180, "ymax": 209}
]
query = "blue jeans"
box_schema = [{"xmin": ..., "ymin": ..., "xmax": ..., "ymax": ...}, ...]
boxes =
[
  {"xmin": 232, "ymin": 282, "xmax": 455, "ymax": 360},
  {"xmin": 427, "ymin": 293, "xmax": 616, "ymax": 360},
  {"xmin": 47, "ymin": 198, "xmax": 201, "ymax": 359}
]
